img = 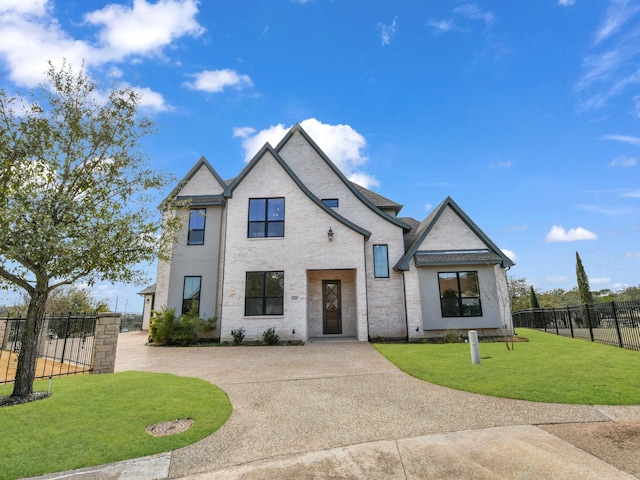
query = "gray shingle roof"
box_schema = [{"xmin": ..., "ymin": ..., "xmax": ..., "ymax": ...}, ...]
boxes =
[
  {"xmin": 176, "ymin": 194, "xmax": 225, "ymax": 206},
  {"xmin": 352, "ymin": 184, "xmax": 403, "ymax": 214},
  {"xmin": 137, "ymin": 284, "xmax": 156, "ymax": 295},
  {"xmin": 414, "ymin": 250, "xmax": 504, "ymax": 266}
]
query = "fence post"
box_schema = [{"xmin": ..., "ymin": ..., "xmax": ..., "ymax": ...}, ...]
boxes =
[
  {"xmin": 611, "ymin": 301, "xmax": 624, "ymax": 348},
  {"xmin": 567, "ymin": 306, "xmax": 574, "ymax": 338},
  {"xmin": 552, "ymin": 308, "xmax": 559, "ymax": 335},
  {"xmin": 585, "ymin": 304, "xmax": 595, "ymax": 342},
  {"xmin": 91, "ymin": 313, "xmax": 121, "ymax": 374}
]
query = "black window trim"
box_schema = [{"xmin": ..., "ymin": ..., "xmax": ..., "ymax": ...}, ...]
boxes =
[
  {"xmin": 244, "ymin": 271, "xmax": 284, "ymax": 316},
  {"xmin": 437, "ymin": 270, "xmax": 482, "ymax": 318},
  {"xmin": 182, "ymin": 275, "xmax": 202, "ymax": 315},
  {"xmin": 187, "ymin": 208, "xmax": 206, "ymax": 245},
  {"xmin": 373, "ymin": 244, "xmax": 390, "ymax": 278},
  {"xmin": 322, "ymin": 198, "xmax": 339, "ymax": 208},
  {"xmin": 247, "ymin": 197, "xmax": 285, "ymax": 238}
]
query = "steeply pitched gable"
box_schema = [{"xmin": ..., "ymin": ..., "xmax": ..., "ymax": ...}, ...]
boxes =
[
  {"xmin": 275, "ymin": 124, "xmax": 410, "ymax": 231},
  {"xmin": 394, "ymin": 196, "xmax": 515, "ymax": 270},
  {"xmin": 160, "ymin": 156, "xmax": 227, "ymax": 208},
  {"xmin": 224, "ymin": 142, "xmax": 372, "ymax": 239}
]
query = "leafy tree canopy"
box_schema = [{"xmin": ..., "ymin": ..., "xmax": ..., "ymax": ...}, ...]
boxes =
[{"xmin": 0, "ymin": 60, "xmax": 181, "ymax": 398}]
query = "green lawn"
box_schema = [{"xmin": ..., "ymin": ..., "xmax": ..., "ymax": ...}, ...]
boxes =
[
  {"xmin": 0, "ymin": 371, "xmax": 232, "ymax": 480},
  {"xmin": 374, "ymin": 328, "xmax": 640, "ymax": 405}
]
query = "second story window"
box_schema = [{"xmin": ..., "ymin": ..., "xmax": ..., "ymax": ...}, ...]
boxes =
[
  {"xmin": 248, "ymin": 198, "xmax": 285, "ymax": 238},
  {"xmin": 373, "ymin": 245, "xmax": 389, "ymax": 278},
  {"xmin": 187, "ymin": 208, "xmax": 206, "ymax": 245},
  {"xmin": 322, "ymin": 198, "xmax": 339, "ymax": 208}
]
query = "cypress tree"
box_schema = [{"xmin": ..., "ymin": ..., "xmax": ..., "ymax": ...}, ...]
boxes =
[
  {"xmin": 529, "ymin": 286, "xmax": 540, "ymax": 308},
  {"xmin": 576, "ymin": 251, "xmax": 594, "ymax": 304}
]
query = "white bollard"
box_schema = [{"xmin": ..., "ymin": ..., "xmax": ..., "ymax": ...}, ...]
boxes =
[{"xmin": 469, "ymin": 330, "xmax": 480, "ymax": 364}]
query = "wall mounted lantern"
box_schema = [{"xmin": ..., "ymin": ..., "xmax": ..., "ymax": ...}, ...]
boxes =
[{"xmin": 328, "ymin": 227, "xmax": 334, "ymax": 241}]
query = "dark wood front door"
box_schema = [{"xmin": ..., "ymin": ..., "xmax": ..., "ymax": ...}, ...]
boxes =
[{"xmin": 323, "ymin": 280, "xmax": 342, "ymax": 334}]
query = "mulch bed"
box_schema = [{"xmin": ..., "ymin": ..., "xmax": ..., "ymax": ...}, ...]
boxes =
[{"xmin": 0, "ymin": 391, "xmax": 51, "ymax": 407}]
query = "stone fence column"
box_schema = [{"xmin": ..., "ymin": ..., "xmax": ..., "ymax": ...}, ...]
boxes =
[{"xmin": 91, "ymin": 313, "xmax": 121, "ymax": 374}]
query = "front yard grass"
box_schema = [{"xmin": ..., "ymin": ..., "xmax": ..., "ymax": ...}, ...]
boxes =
[
  {"xmin": 374, "ymin": 328, "xmax": 640, "ymax": 405},
  {"xmin": 0, "ymin": 371, "xmax": 232, "ymax": 480}
]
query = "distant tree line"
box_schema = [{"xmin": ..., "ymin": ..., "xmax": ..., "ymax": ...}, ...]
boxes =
[
  {"xmin": 509, "ymin": 251, "xmax": 639, "ymax": 312},
  {"xmin": 0, "ymin": 286, "xmax": 109, "ymax": 317},
  {"xmin": 509, "ymin": 278, "xmax": 640, "ymax": 312}
]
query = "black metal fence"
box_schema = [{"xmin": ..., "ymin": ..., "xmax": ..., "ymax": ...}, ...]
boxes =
[
  {"xmin": 0, "ymin": 313, "xmax": 98, "ymax": 384},
  {"xmin": 512, "ymin": 301, "xmax": 640, "ymax": 351}
]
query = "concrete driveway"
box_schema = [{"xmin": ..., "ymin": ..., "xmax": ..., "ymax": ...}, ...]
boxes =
[{"xmin": 99, "ymin": 331, "xmax": 640, "ymax": 479}]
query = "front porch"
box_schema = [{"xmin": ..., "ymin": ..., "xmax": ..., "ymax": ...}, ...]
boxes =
[{"xmin": 306, "ymin": 269, "xmax": 367, "ymax": 341}]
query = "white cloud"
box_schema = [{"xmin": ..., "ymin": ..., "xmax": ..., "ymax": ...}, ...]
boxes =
[
  {"xmin": 233, "ymin": 118, "xmax": 379, "ymax": 188},
  {"xmin": 427, "ymin": 19, "xmax": 457, "ymax": 34},
  {"xmin": 0, "ymin": 0, "xmax": 49, "ymax": 15},
  {"xmin": 625, "ymin": 251, "xmax": 640, "ymax": 258},
  {"xmin": 575, "ymin": 3, "xmax": 640, "ymax": 110},
  {"xmin": 593, "ymin": 0, "xmax": 640, "ymax": 45},
  {"xmin": 500, "ymin": 248, "xmax": 518, "ymax": 262},
  {"xmin": 558, "ymin": 0, "xmax": 576, "ymax": 6},
  {"xmin": 84, "ymin": 0, "xmax": 204, "ymax": 61},
  {"xmin": 591, "ymin": 277, "xmax": 612, "ymax": 284},
  {"xmin": 0, "ymin": 15, "xmax": 94, "ymax": 87},
  {"xmin": 453, "ymin": 3, "xmax": 495, "ymax": 28},
  {"xmin": 609, "ymin": 155, "xmax": 637, "ymax": 166},
  {"xmin": 622, "ymin": 189, "xmax": 640, "ymax": 197},
  {"xmin": 601, "ymin": 134, "xmax": 640, "ymax": 145},
  {"xmin": 546, "ymin": 225, "xmax": 598, "ymax": 242},
  {"xmin": 183, "ymin": 69, "xmax": 253, "ymax": 93},
  {"xmin": 547, "ymin": 276, "xmax": 569, "ymax": 283},
  {"xmin": 424, "ymin": 203, "xmax": 433, "ymax": 212},
  {"xmin": 378, "ymin": 17, "xmax": 398, "ymax": 46},
  {"xmin": 0, "ymin": 0, "xmax": 204, "ymax": 88},
  {"xmin": 132, "ymin": 86, "xmax": 171, "ymax": 112}
]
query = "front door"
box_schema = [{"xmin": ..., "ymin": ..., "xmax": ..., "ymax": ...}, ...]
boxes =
[{"xmin": 323, "ymin": 280, "xmax": 342, "ymax": 334}]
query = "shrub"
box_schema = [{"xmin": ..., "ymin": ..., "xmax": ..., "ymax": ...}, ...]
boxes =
[
  {"xmin": 149, "ymin": 307, "xmax": 177, "ymax": 345},
  {"xmin": 261, "ymin": 327, "xmax": 280, "ymax": 346},
  {"xmin": 231, "ymin": 327, "xmax": 245, "ymax": 345},
  {"xmin": 148, "ymin": 305, "xmax": 216, "ymax": 346}
]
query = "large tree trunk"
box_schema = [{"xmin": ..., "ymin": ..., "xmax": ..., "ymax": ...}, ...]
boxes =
[{"xmin": 11, "ymin": 287, "xmax": 49, "ymax": 398}]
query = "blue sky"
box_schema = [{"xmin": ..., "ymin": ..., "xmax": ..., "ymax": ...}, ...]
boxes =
[{"xmin": 1, "ymin": 0, "xmax": 639, "ymax": 313}]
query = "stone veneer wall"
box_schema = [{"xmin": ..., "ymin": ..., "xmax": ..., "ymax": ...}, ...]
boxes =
[{"xmin": 91, "ymin": 313, "xmax": 121, "ymax": 374}]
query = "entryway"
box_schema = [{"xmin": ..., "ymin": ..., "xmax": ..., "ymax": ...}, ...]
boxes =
[
  {"xmin": 307, "ymin": 269, "xmax": 358, "ymax": 338},
  {"xmin": 322, "ymin": 280, "xmax": 341, "ymax": 334}
]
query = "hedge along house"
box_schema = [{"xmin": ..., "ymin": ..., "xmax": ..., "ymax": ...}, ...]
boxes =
[{"xmin": 148, "ymin": 124, "xmax": 515, "ymax": 342}]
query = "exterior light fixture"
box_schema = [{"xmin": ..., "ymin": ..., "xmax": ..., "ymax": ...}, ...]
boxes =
[{"xmin": 328, "ymin": 227, "xmax": 334, "ymax": 241}]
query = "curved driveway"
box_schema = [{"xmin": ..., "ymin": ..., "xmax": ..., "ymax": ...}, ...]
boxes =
[{"xmin": 114, "ymin": 332, "xmax": 640, "ymax": 479}]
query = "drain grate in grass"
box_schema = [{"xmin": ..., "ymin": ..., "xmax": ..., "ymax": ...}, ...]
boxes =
[{"xmin": 146, "ymin": 418, "xmax": 195, "ymax": 437}]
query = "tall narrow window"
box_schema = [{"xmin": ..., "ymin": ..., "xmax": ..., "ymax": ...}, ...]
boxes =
[
  {"xmin": 373, "ymin": 245, "xmax": 389, "ymax": 278},
  {"xmin": 245, "ymin": 271, "xmax": 284, "ymax": 315},
  {"xmin": 248, "ymin": 198, "xmax": 285, "ymax": 238},
  {"xmin": 187, "ymin": 208, "xmax": 206, "ymax": 245},
  {"xmin": 438, "ymin": 271, "xmax": 482, "ymax": 317},
  {"xmin": 182, "ymin": 276, "xmax": 201, "ymax": 314}
]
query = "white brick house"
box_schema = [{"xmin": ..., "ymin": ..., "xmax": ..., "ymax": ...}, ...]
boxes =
[{"xmin": 148, "ymin": 124, "xmax": 515, "ymax": 342}]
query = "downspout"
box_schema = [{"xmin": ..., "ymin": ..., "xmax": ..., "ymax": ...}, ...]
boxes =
[
  {"xmin": 401, "ymin": 270, "xmax": 409, "ymax": 341},
  {"xmin": 363, "ymin": 236, "xmax": 370, "ymax": 341},
  {"xmin": 217, "ymin": 202, "xmax": 228, "ymax": 340}
]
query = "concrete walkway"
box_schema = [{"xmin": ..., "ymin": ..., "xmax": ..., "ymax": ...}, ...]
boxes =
[{"xmin": 32, "ymin": 331, "xmax": 640, "ymax": 479}]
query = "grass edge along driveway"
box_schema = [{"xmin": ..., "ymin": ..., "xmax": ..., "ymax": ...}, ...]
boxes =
[
  {"xmin": 374, "ymin": 328, "xmax": 640, "ymax": 406},
  {"xmin": 0, "ymin": 371, "xmax": 232, "ymax": 480}
]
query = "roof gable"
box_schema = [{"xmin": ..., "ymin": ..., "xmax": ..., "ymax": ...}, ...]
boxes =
[
  {"xmin": 275, "ymin": 124, "xmax": 410, "ymax": 231},
  {"xmin": 224, "ymin": 142, "xmax": 371, "ymax": 239},
  {"xmin": 394, "ymin": 196, "xmax": 515, "ymax": 270},
  {"xmin": 161, "ymin": 156, "xmax": 227, "ymax": 208}
]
